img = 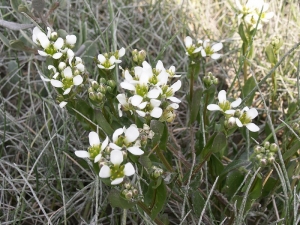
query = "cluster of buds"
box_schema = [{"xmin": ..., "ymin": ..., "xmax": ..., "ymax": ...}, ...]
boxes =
[
  {"xmin": 252, "ymin": 142, "xmax": 278, "ymax": 166},
  {"xmin": 203, "ymin": 72, "xmax": 218, "ymax": 88},
  {"xmin": 75, "ymin": 124, "xmax": 153, "ymax": 185},
  {"xmin": 88, "ymin": 78, "xmax": 116, "ymax": 106},
  {"xmin": 33, "ymin": 26, "xmax": 85, "ymax": 108},
  {"xmin": 235, "ymin": 0, "xmax": 274, "ymax": 30},
  {"xmin": 138, "ymin": 124, "xmax": 155, "ymax": 146},
  {"xmin": 121, "ymin": 182, "xmax": 140, "ymax": 201},
  {"xmin": 97, "ymin": 47, "xmax": 125, "ymax": 70},
  {"xmin": 117, "ymin": 60, "xmax": 181, "ymax": 123},
  {"xmin": 151, "ymin": 166, "xmax": 164, "ymax": 179},
  {"xmin": 208, "ymin": 90, "xmax": 260, "ymax": 132},
  {"xmin": 132, "ymin": 49, "xmax": 147, "ymax": 65},
  {"xmin": 184, "ymin": 36, "xmax": 223, "ymax": 60}
]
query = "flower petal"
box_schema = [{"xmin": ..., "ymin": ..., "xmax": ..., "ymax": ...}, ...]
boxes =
[
  {"xmin": 184, "ymin": 36, "xmax": 192, "ymax": 48},
  {"xmin": 211, "ymin": 43, "xmax": 223, "ymax": 52},
  {"xmin": 147, "ymin": 88, "xmax": 161, "ymax": 98},
  {"xmin": 110, "ymin": 150, "xmax": 123, "ymax": 165},
  {"xmin": 38, "ymin": 50, "xmax": 48, "ymax": 56},
  {"xmin": 98, "ymin": 54, "xmax": 106, "ymax": 64},
  {"xmin": 231, "ymin": 98, "xmax": 242, "ymax": 108},
  {"xmin": 125, "ymin": 125, "xmax": 139, "ymax": 143},
  {"xmin": 66, "ymin": 35, "xmax": 77, "ymax": 45},
  {"xmin": 99, "ymin": 165, "xmax": 111, "ymax": 178},
  {"xmin": 170, "ymin": 80, "xmax": 181, "ymax": 92},
  {"xmin": 94, "ymin": 154, "xmax": 102, "ymax": 163},
  {"xmin": 236, "ymin": 118, "xmax": 243, "ymax": 127},
  {"xmin": 150, "ymin": 107, "xmax": 162, "ymax": 118},
  {"xmin": 136, "ymin": 110, "xmax": 146, "ymax": 117},
  {"xmin": 218, "ymin": 90, "xmax": 227, "ymax": 103},
  {"xmin": 111, "ymin": 178, "xmax": 124, "ymax": 185},
  {"xmin": 127, "ymin": 146, "xmax": 144, "ymax": 155},
  {"xmin": 54, "ymin": 38, "xmax": 64, "ymax": 49},
  {"xmin": 211, "ymin": 53, "xmax": 222, "ymax": 60},
  {"xmin": 63, "ymin": 88, "xmax": 72, "ymax": 95},
  {"xmin": 246, "ymin": 123, "xmax": 260, "ymax": 132},
  {"xmin": 50, "ymin": 79, "xmax": 63, "ymax": 88},
  {"xmin": 75, "ymin": 150, "xmax": 90, "ymax": 158},
  {"xmin": 101, "ymin": 136, "xmax": 109, "ymax": 150},
  {"xmin": 124, "ymin": 163, "xmax": 135, "ymax": 176},
  {"xmin": 207, "ymin": 104, "xmax": 221, "ymax": 111},
  {"xmin": 118, "ymin": 47, "xmax": 125, "ymax": 57},
  {"xmin": 167, "ymin": 97, "xmax": 181, "ymax": 103},
  {"xmin": 73, "ymin": 75, "xmax": 83, "ymax": 85},
  {"xmin": 109, "ymin": 143, "xmax": 122, "ymax": 150},
  {"xmin": 63, "ymin": 67, "xmax": 73, "ymax": 79},
  {"xmin": 89, "ymin": 131, "xmax": 100, "ymax": 146},
  {"xmin": 247, "ymin": 108, "xmax": 258, "ymax": 119},
  {"xmin": 130, "ymin": 95, "xmax": 143, "ymax": 107},
  {"xmin": 59, "ymin": 101, "xmax": 68, "ymax": 108},
  {"xmin": 120, "ymin": 82, "xmax": 136, "ymax": 91},
  {"xmin": 112, "ymin": 128, "xmax": 124, "ymax": 142}
]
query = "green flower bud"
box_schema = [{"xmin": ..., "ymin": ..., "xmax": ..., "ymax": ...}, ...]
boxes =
[
  {"xmin": 89, "ymin": 92, "xmax": 97, "ymax": 101},
  {"xmin": 123, "ymin": 182, "xmax": 131, "ymax": 190},
  {"xmin": 260, "ymin": 158, "xmax": 267, "ymax": 166},
  {"xmin": 88, "ymin": 87, "xmax": 94, "ymax": 93},
  {"xmin": 132, "ymin": 189, "xmax": 138, "ymax": 196},
  {"xmin": 106, "ymin": 86, "xmax": 112, "ymax": 93},
  {"xmin": 96, "ymin": 92, "xmax": 104, "ymax": 101},
  {"xmin": 125, "ymin": 190, "xmax": 133, "ymax": 200},
  {"xmin": 254, "ymin": 145, "xmax": 261, "ymax": 154},
  {"xmin": 107, "ymin": 80, "xmax": 116, "ymax": 89},
  {"xmin": 98, "ymin": 84, "xmax": 106, "ymax": 93},
  {"xmin": 138, "ymin": 50, "xmax": 147, "ymax": 62},
  {"xmin": 264, "ymin": 141, "xmax": 270, "ymax": 149},
  {"xmin": 268, "ymin": 156, "xmax": 275, "ymax": 164},
  {"xmin": 99, "ymin": 78, "xmax": 106, "ymax": 84},
  {"xmin": 91, "ymin": 80, "xmax": 99, "ymax": 89},
  {"xmin": 270, "ymin": 143, "xmax": 278, "ymax": 152}
]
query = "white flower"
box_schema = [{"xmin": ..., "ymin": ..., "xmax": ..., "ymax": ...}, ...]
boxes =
[
  {"xmin": 184, "ymin": 36, "xmax": 202, "ymax": 56},
  {"xmin": 97, "ymin": 54, "xmax": 116, "ymax": 70},
  {"xmin": 66, "ymin": 35, "xmax": 77, "ymax": 46},
  {"xmin": 59, "ymin": 101, "xmax": 68, "ymax": 108},
  {"xmin": 235, "ymin": 0, "xmax": 257, "ymax": 15},
  {"xmin": 75, "ymin": 132, "xmax": 109, "ymax": 163},
  {"xmin": 235, "ymin": 107, "xmax": 260, "ymax": 132},
  {"xmin": 207, "ymin": 90, "xmax": 241, "ymax": 113},
  {"xmin": 99, "ymin": 150, "xmax": 135, "ymax": 185},
  {"xmin": 136, "ymin": 99, "xmax": 163, "ymax": 118},
  {"xmin": 114, "ymin": 47, "xmax": 126, "ymax": 63},
  {"xmin": 117, "ymin": 93, "xmax": 132, "ymax": 117},
  {"xmin": 163, "ymin": 80, "xmax": 182, "ymax": 103},
  {"xmin": 200, "ymin": 40, "xmax": 223, "ymax": 60},
  {"xmin": 109, "ymin": 125, "xmax": 144, "ymax": 155}
]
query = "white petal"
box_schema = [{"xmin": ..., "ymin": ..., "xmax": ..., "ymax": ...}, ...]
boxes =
[
  {"xmin": 167, "ymin": 97, "xmax": 181, "ymax": 103},
  {"xmin": 127, "ymin": 147, "xmax": 144, "ymax": 155},
  {"xmin": 67, "ymin": 49, "xmax": 75, "ymax": 59},
  {"xmin": 76, "ymin": 63, "xmax": 85, "ymax": 72},
  {"xmin": 101, "ymin": 136, "xmax": 109, "ymax": 150},
  {"xmin": 150, "ymin": 99, "xmax": 161, "ymax": 107},
  {"xmin": 211, "ymin": 43, "xmax": 223, "ymax": 52},
  {"xmin": 236, "ymin": 118, "xmax": 243, "ymax": 127},
  {"xmin": 136, "ymin": 110, "xmax": 146, "ymax": 117},
  {"xmin": 73, "ymin": 75, "xmax": 83, "ymax": 85},
  {"xmin": 225, "ymin": 109, "xmax": 236, "ymax": 115},
  {"xmin": 50, "ymin": 79, "xmax": 63, "ymax": 88},
  {"xmin": 150, "ymin": 107, "xmax": 163, "ymax": 118},
  {"xmin": 157, "ymin": 71, "xmax": 168, "ymax": 85},
  {"xmin": 98, "ymin": 54, "xmax": 106, "ymax": 64},
  {"xmin": 118, "ymin": 47, "xmax": 125, "ymax": 57},
  {"xmin": 48, "ymin": 65, "xmax": 56, "ymax": 72},
  {"xmin": 40, "ymin": 75, "xmax": 50, "ymax": 82},
  {"xmin": 246, "ymin": 123, "xmax": 260, "ymax": 132},
  {"xmin": 111, "ymin": 178, "xmax": 124, "ymax": 185},
  {"xmin": 112, "ymin": 128, "xmax": 124, "ymax": 142},
  {"xmin": 207, "ymin": 104, "xmax": 221, "ymax": 111},
  {"xmin": 138, "ymin": 102, "xmax": 147, "ymax": 109},
  {"xmin": 169, "ymin": 103, "xmax": 179, "ymax": 109},
  {"xmin": 124, "ymin": 70, "xmax": 133, "ymax": 81},
  {"xmin": 37, "ymin": 32, "xmax": 50, "ymax": 49},
  {"xmin": 75, "ymin": 150, "xmax": 90, "ymax": 158},
  {"xmin": 117, "ymin": 94, "xmax": 128, "ymax": 105},
  {"xmin": 147, "ymin": 88, "xmax": 161, "ymax": 98},
  {"xmin": 211, "ymin": 53, "xmax": 222, "ymax": 60},
  {"xmin": 156, "ymin": 60, "xmax": 165, "ymax": 71},
  {"xmin": 63, "ymin": 88, "xmax": 72, "ymax": 95},
  {"xmin": 109, "ymin": 56, "xmax": 116, "ymax": 64},
  {"xmin": 63, "ymin": 67, "xmax": 73, "ymax": 79},
  {"xmin": 120, "ymin": 82, "xmax": 136, "ymax": 91},
  {"xmin": 58, "ymin": 62, "xmax": 66, "ymax": 71},
  {"xmin": 247, "ymin": 108, "xmax": 258, "ymax": 119},
  {"xmin": 94, "ymin": 154, "xmax": 102, "ymax": 163},
  {"xmin": 59, "ymin": 101, "xmax": 68, "ymax": 108},
  {"xmin": 89, "ymin": 131, "xmax": 100, "ymax": 146},
  {"xmin": 125, "ymin": 125, "xmax": 139, "ymax": 143},
  {"xmin": 99, "ymin": 165, "xmax": 111, "ymax": 178},
  {"xmin": 231, "ymin": 98, "xmax": 242, "ymax": 108},
  {"xmin": 38, "ymin": 50, "xmax": 48, "ymax": 56},
  {"xmin": 66, "ymin": 35, "xmax": 77, "ymax": 45},
  {"xmin": 109, "ymin": 143, "xmax": 122, "ymax": 150},
  {"xmin": 170, "ymin": 80, "xmax": 181, "ymax": 92},
  {"xmin": 54, "ymin": 38, "xmax": 64, "ymax": 49},
  {"xmin": 110, "ymin": 150, "xmax": 123, "ymax": 165},
  {"xmin": 201, "ymin": 49, "xmax": 206, "ymax": 57},
  {"xmin": 131, "ymin": 95, "xmax": 144, "ymax": 106},
  {"xmin": 53, "ymin": 72, "xmax": 59, "ymax": 79},
  {"xmin": 124, "ymin": 163, "xmax": 135, "ymax": 176},
  {"xmin": 52, "ymin": 52, "xmax": 63, "ymax": 59},
  {"xmin": 218, "ymin": 90, "xmax": 227, "ymax": 103},
  {"xmin": 184, "ymin": 36, "xmax": 192, "ymax": 48}
]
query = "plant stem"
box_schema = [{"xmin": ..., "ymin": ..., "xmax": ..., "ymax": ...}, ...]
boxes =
[
  {"xmin": 121, "ymin": 209, "xmax": 127, "ymax": 225},
  {"xmin": 155, "ymin": 147, "xmax": 173, "ymax": 172},
  {"xmin": 243, "ymin": 42, "xmax": 248, "ymax": 83},
  {"xmin": 137, "ymin": 202, "xmax": 165, "ymax": 225}
]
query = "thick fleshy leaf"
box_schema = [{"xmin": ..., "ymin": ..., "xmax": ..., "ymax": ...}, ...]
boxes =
[
  {"xmin": 101, "ymin": 136, "xmax": 109, "ymax": 150},
  {"xmin": 73, "ymin": 75, "xmax": 83, "ymax": 85},
  {"xmin": 231, "ymin": 98, "xmax": 242, "ymax": 108},
  {"xmin": 246, "ymin": 123, "xmax": 260, "ymax": 132},
  {"xmin": 99, "ymin": 165, "xmax": 111, "ymax": 178},
  {"xmin": 51, "ymin": 79, "xmax": 63, "ymax": 88},
  {"xmin": 112, "ymin": 128, "xmax": 124, "ymax": 142},
  {"xmin": 59, "ymin": 101, "xmax": 68, "ymax": 108},
  {"xmin": 150, "ymin": 107, "xmax": 162, "ymax": 118},
  {"xmin": 218, "ymin": 90, "xmax": 227, "ymax": 103},
  {"xmin": 98, "ymin": 54, "xmax": 106, "ymax": 63},
  {"xmin": 110, "ymin": 150, "xmax": 123, "ymax": 165},
  {"xmin": 75, "ymin": 150, "xmax": 90, "ymax": 158},
  {"xmin": 124, "ymin": 163, "xmax": 135, "ymax": 176},
  {"xmin": 207, "ymin": 104, "xmax": 221, "ymax": 111},
  {"xmin": 109, "ymin": 143, "xmax": 122, "ymax": 150},
  {"xmin": 63, "ymin": 88, "xmax": 71, "ymax": 95},
  {"xmin": 127, "ymin": 146, "xmax": 144, "ymax": 155},
  {"xmin": 89, "ymin": 131, "xmax": 100, "ymax": 146},
  {"xmin": 131, "ymin": 95, "xmax": 143, "ymax": 107},
  {"xmin": 125, "ymin": 125, "xmax": 139, "ymax": 143},
  {"xmin": 111, "ymin": 178, "xmax": 124, "ymax": 185}
]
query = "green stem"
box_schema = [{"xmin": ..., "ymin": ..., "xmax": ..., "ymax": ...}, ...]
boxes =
[
  {"xmin": 243, "ymin": 42, "xmax": 248, "ymax": 83},
  {"xmin": 271, "ymin": 65, "xmax": 277, "ymax": 124},
  {"xmin": 155, "ymin": 147, "xmax": 173, "ymax": 172},
  {"xmin": 137, "ymin": 202, "xmax": 165, "ymax": 225},
  {"xmin": 121, "ymin": 209, "xmax": 127, "ymax": 225},
  {"xmin": 189, "ymin": 64, "xmax": 194, "ymax": 104}
]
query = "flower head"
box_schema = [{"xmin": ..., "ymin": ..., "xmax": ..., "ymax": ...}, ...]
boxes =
[
  {"xmin": 235, "ymin": 107, "xmax": 260, "ymax": 132},
  {"xmin": 184, "ymin": 36, "xmax": 202, "ymax": 56},
  {"xmin": 207, "ymin": 90, "xmax": 241, "ymax": 113},
  {"xmin": 75, "ymin": 132, "xmax": 109, "ymax": 163},
  {"xmin": 200, "ymin": 40, "xmax": 223, "ymax": 60}
]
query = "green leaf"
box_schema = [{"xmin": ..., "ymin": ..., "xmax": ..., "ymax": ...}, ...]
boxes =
[
  {"xmin": 189, "ymin": 87, "xmax": 203, "ymax": 124},
  {"xmin": 159, "ymin": 123, "xmax": 168, "ymax": 150},
  {"xmin": 32, "ymin": 0, "xmax": 45, "ymax": 12},
  {"xmin": 150, "ymin": 180, "xmax": 167, "ymax": 219},
  {"xmin": 0, "ymin": 20, "xmax": 33, "ymax": 30},
  {"xmin": 219, "ymin": 160, "xmax": 250, "ymax": 181},
  {"xmin": 265, "ymin": 44, "xmax": 276, "ymax": 64},
  {"xmin": 10, "ymin": 0, "xmax": 22, "ymax": 12},
  {"xmin": 238, "ymin": 23, "xmax": 248, "ymax": 44},
  {"xmin": 200, "ymin": 133, "xmax": 217, "ymax": 158},
  {"xmin": 211, "ymin": 132, "xmax": 227, "ymax": 153},
  {"xmin": 283, "ymin": 140, "xmax": 300, "ymax": 161},
  {"xmin": 10, "ymin": 40, "xmax": 26, "ymax": 50},
  {"xmin": 208, "ymin": 154, "xmax": 224, "ymax": 179},
  {"xmin": 150, "ymin": 120, "xmax": 164, "ymax": 146},
  {"xmin": 0, "ymin": 32, "xmax": 10, "ymax": 47},
  {"xmin": 242, "ymin": 76, "xmax": 256, "ymax": 105},
  {"xmin": 192, "ymin": 191, "xmax": 205, "ymax": 217},
  {"xmin": 108, "ymin": 190, "xmax": 135, "ymax": 209},
  {"xmin": 223, "ymin": 170, "xmax": 245, "ymax": 198},
  {"xmin": 248, "ymin": 176, "xmax": 262, "ymax": 200},
  {"xmin": 139, "ymin": 155, "xmax": 153, "ymax": 171}
]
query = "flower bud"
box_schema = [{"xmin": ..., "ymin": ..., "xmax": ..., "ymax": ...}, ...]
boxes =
[
  {"xmin": 270, "ymin": 143, "xmax": 278, "ymax": 152},
  {"xmin": 123, "ymin": 182, "xmax": 131, "ymax": 189},
  {"xmin": 132, "ymin": 189, "xmax": 138, "ymax": 196},
  {"xmin": 254, "ymin": 145, "xmax": 261, "ymax": 154},
  {"xmin": 50, "ymin": 32, "xmax": 58, "ymax": 41},
  {"xmin": 264, "ymin": 141, "xmax": 270, "ymax": 149},
  {"xmin": 98, "ymin": 84, "xmax": 106, "ymax": 93},
  {"xmin": 227, "ymin": 117, "xmax": 236, "ymax": 128},
  {"xmin": 268, "ymin": 156, "xmax": 275, "ymax": 164},
  {"xmin": 58, "ymin": 62, "xmax": 66, "ymax": 71},
  {"xmin": 124, "ymin": 190, "xmax": 133, "ymax": 200},
  {"xmin": 260, "ymin": 158, "xmax": 267, "ymax": 166},
  {"xmin": 138, "ymin": 50, "xmax": 146, "ymax": 62},
  {"xmin": 96, "ymin": 92, "xmax": 104, "ymax": 101},
  {"xmin": 99, "ymin": 78, "xmax": 106, "ymax": 84},
  {"xmin": 106, "ymin": 86, "xmax": 112, "ymax": 93},
  {"xmin": 89, "ymin": 92, "xmax": 96, "ymax": 101},
  {"xmin": 107, "ymin": 80, "xmax": 116, "ymax": 89},
  {"xmin": 91, "ymin": 80, "xmax": 99, "ymax": 89}
]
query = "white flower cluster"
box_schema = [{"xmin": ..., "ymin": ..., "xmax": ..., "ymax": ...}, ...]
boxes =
[
  {"xmin": 184, "ymin": 36, "xmax": 223, "ymax": 59},
  {"xmin": 33, "ymin": 27, "xmax": 84, "ymax": 108},
  {"xmin": 75, "ymin": 124, "xmax": 153, "ymax": 185},
  {"xmin": 235, "ymin": 0, "xmax": 274, "ymax": 30},
  {"xmin": 97, "ymin": 47, "xmax": 125, "ymax": 70},
  {"xmin": 117, "ymin": 60, "xmax": 181, "ymax": 122},
  {"xmin": 207, "ymin": 90, "xmax": 260, "ymax": 132}
]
